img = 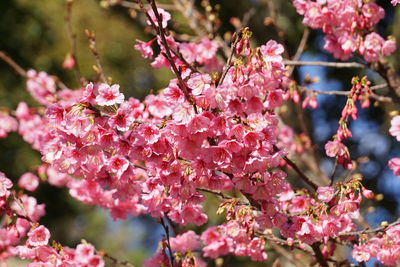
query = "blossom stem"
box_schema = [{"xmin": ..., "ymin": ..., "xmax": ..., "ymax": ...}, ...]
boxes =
[
  {"xmin": 340, "ymin": 219, "xmax": 400, "ymax": 236},
  {"xmin": 287, "ymin": 28, "xmax": 310, "ymax": 77},
  {"xmin": 330, "ymin": 159, "xmax": 338, "ymax": 186},
  {"xmin": 284, "ymin": 60, "xmax": 366, "ymax": 68},
  {"xmin": 275, "ymin": 145, "xmax": 319, "ymax": 190},
  {"xmin": 370, "ymin": 59, "xmax": 400, "ymax": 102},
  {"xmin": 160, "ymin": 217, "xmax": 175, "ymax": 266},
  {"xmin": 141, "ymin": 0, "xmax": 198, "ymax": 113},
  {"xmin": 65, "ymin": 0, "xmax": 82, "ymax": 85},
  {"xmin": 217, "ymin": 31, "xmax": 241, "ymax": 87},
  {"xmin": 311, "ymin": 243, "xmax": 329, "ymax": 267},
  {"xmin": 85, "ymin": 30, "xmax": 107, "ymax": 83}
]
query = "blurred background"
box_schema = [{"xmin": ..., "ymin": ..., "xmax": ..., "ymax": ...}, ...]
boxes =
[{"xmin": 0, "ymin": 0, "xmax": 399, "ymax": 266}]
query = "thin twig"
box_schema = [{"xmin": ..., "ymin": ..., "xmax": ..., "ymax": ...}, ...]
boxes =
[
  {"xmin": 340, "ymin": 220, "xmax": 400, "ymax": 237},
  {"xmin": 284, "ymin": 60, "xmax": 365, "ymax": 68},
  {"xmin": 65, "ymin": 0, "xmax": 82, "ymax": 85},
  {"xmin": 287, "ymin": 28, "xmax": 310, "ymax": 77},
  {"xmin": 370, "ymin": 59, "xmax": 400, "ymax": 102},
  {"xmin": 0, "ymin": 50, "xmax": 69, "ymax": 90},
  {"xmin": 0, "ymin": 51, "xmax": 27, "ymax": 77},
  {"xmin": 300, "ymin": 83, "xmax": 388, "ymax": 96},
  {"xmin": 85, "ymin": 29, "xmax": 107, "ymax": 83},
  {"xmin": 118, "ymin": 0, "xmax": 175, "ymax": 10},
  {"xmin": 139, "ymin": 0, "xmax": 198, "ymax": 113},
  {"xmin": 197, "ymin": 188, "xmax": 250, "ymax": 206},
  {"xmin": 269, "ymin": 242, "xmax": 303, "ymax": 267},
  {"xmin": 264, "ymin": 0, "xmax": 289, "ymax": 59},
  {"xmin": 217, "ymin": 32, "xmax": 240, "ymax": 87},
  {"xmin": 169, "ymin": 47, "xmax": 198, "ymax": 73},
  {"xmin": 242, "ymin": 8, "xmax": 256, "ymax": 27},
  {"xmin": 160, "ymin": 217, "xmax": 174, "ymax": 267},
  {"xmin": 274, "ymin": 145, "xmax": 318, "ymax": 190},
  {"xmin": 330, "ymin": 159, "xmax": 338, "ymax": 186}
]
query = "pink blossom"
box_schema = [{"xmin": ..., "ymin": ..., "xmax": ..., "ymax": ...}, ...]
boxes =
[
  {"xmin": 75, "ymin": 243, "xmax": 95, "ymax": 263},
  {"xmin": 26, "ymin": 70, "xmax": 56, "ymax": 106},
  {"xmin": 382, "ymin": 39, "xmax": 396, "ymax": 56},
  {"xmin": 147, "ymin": 8, "xmax": 171, "ymax": 28},
  {"xmin": 352, "ymin": 245, "xmax": 371, "ymax": 262},
  {"xmin": 108, "ymin": 155, "xmax": 129, "ymax": 178},
  {"xmin": 317, "ymin": 186, "xmax": 335, "ymax": 203},
  {"xmin": 170, "ymin": 230, "xmax": 200, "ymax": 252},
  {"xmin": 27, "ymin": 226, "xmax": 50, "ymax": 247},
  {"xmin": 18, "ymin": 172, "xmax": 40, "ymax": 192},
  {"xmin": 187, "ymin": 73, "xmax": 211, "ymax": 96},
  {"xmin": 389, "ymin": 158, "xmax": 400, "ymax": 176},
  {"xmin": 95, "ymin": 83, "xmax": 124, "ymax": 106},
  {"xmin": 389, "ymin": 115, "xmax": 400, "ymax": 141},
  {"xmin": 0, "ymin": 172, "xmax": 12, "ymax": 197},
  {"xmin": 391, "ymin": 0, "xmax": 400, "ymax": 6},
  {"xmin": 196, "ymin": 38, "xmax": 219, "ymax": 64},
  {"xmin": 260, "ymin": 40, "xmax": 284, "ymax": 62},
  {"xmin": 134, "ymin": 39, "xmax": 154, "ymax": 59},
  {"xmin": 0, "ymin": 113, "xmax": 18, "ymax": 138},
  {"xmin": 362, "ymin": 188, "xmax": 374, "ymax": 199},
  {"xmin": 62, "ymin": 53, "xmax": 75, "ymax": 69}
]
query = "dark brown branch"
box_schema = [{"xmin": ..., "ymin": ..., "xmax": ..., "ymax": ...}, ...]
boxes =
[
  {"xmin": 139, "ymin": 0, "xmax": 197, "ymax": 113},
  {"xmin": 370, "ymin": 59, "xmax": 400, "ymax": 102},
  {"xmin": 0, "ymin": 51, "xmax": 27, "ymax": 77},
  {"xmin": 311, "ymin": 243, "xmax": 329, "ymax": 267},
  {"xmin": 274, "ymin": 145, "xmax": 318, "ymax": 190},
  {"xmin": 160, "ymin": 217, "xmax": 174, "ymax": 267}
]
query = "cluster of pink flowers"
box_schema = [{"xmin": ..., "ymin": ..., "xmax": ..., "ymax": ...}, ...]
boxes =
[
  {"xmin": 144, "ymin": 230, "xmax": 206, "ymax": 267},
  {"xmin": 1, "ymin": 2, "xmax": 399, "ymax": 266},
  {"xmin": 325, "ymin": 76, "xmax": 372, "ymax": 169},
  {"xmin": 392, "ymin": 0, "xmax": 400, "ymax": 6},
  {"xmin": 14, "ymin": 235, "xmax": 104, "ymax": 267},
  {"xmin": 352, "ymin": 224, "xmax": 400, "ymax": 266},
  {"xmin": 17, "ymin": 31, "xmax": 288, "ymax": 231},
  {"xmin": 293, "ymin": 0, "xmax": 396, "ymax": 61},
  {"xmin": 0, "ymin": 112, "xmax": 18, "ymax": 138},
  {"xmin": 3, "ymin": 8, "xmax": 296, "ymax": 261},
  {"xmin": 0, "ymin": 171, "xmax": 104, "ymax": 266}
]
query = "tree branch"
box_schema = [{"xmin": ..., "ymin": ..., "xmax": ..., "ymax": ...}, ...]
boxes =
[
  {"xmin": 285, "ymin": 60, "xmax": 365, "ymax": 68},
  {"xmin": 311, "ymin": 243, "xmax": 329, "ymax": 267},
  {"xmin": 0, "ymin": 51, "xmax": 27, "ymax": 77},
  {"xmin": 65, "ymin": 0, "xmax": 82, "ymax": 85}
]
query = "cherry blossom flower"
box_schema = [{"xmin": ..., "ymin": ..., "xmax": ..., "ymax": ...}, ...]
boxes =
[
  {"xmin": 389, "ymin": 115, "xmax": 400, "ymax": 141},
  {"xmin": 95, "ymin": 83, "xmax": 124, "ymax": 106},
  {"xmin": 389, "ymin": 158, "xmax": 400, "ymax": 176},
  {"xmin": 0, "ymin": 172, "xmax": 12, "ymax": 197},
  {"xmin": 0, "ymin": 113, "xmax": 18, "ymax": 138},
  {"xmin": 27, "ymin": 226, "xmax": 50, "ymax": 247},
  {"xmin": 18, "ymin": 172, "xmax": 40, "ymax": 192},
  {"xmin": 147, "ymin": 8, "xmax": 171, "ymax": 28}
]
